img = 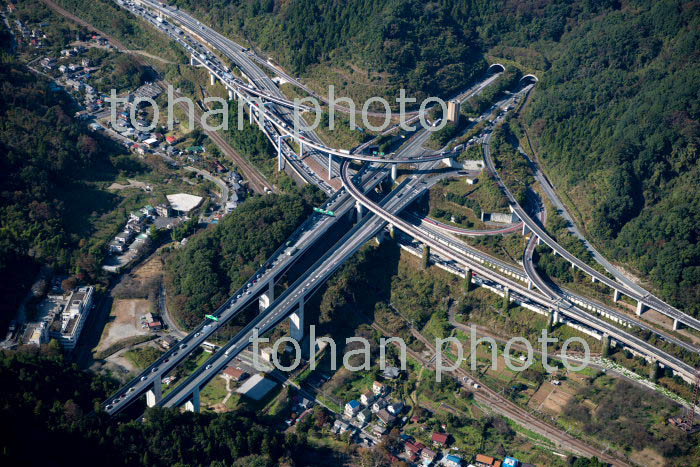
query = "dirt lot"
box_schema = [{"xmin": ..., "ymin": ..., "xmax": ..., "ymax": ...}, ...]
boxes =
[
  {"xmin": 96, "ymin": 299, "xmax": 152, "ymax": 351},
  {"xmin": 528, "ymin": 381, "xmax": 576, "ymax": 416}
]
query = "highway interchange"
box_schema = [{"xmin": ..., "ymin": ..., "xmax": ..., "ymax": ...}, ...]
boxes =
[{"xmin": 103, "ymin": 0, "xmax": 699, "ymax": 420}]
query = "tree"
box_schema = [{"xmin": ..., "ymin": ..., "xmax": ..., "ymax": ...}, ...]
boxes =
[{"xmin": 422, "ymin": 245, "xmax": 430, "ymax": 269}]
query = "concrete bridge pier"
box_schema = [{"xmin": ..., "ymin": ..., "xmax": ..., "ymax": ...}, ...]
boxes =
[
  {"xmin": 613, "ymin": 289, "xmax": 621, "ymax": 303},
  {"xmin": 355, "ymin": 200, "xmax": 364, "ymax": 222},
  {"xmin": 228, "ymin": 89, "xmax": 234, "ymax": 101},
  {"xmin": 259, "ymin": 281, "xmax": 275, "ymax": 312},
  {"xmin": 298, "ymin": 140, "xmax": 303, "ymax": 158},
  {"xmin": 145, "ymin": 380, "xmax": 163, "ymax": 408},
  {"xmin": 290, "ymin": 300, "xmax": 304, "ymax": 342},
  {"xmin": 328, "ymin": 154, "xmax": 333, "ymax": 180},
  {"xmin": 390, "ymin": 164, "xmax": 397, "ymax": 182},
  {"xmin": 591, "ymin": 275, "xmax": 597, "ymax": 283},
  {"xmin": 636, "ymin": 301, "xmax": 645, "ymax": 316},
  {"xmin": 184, "ymin": 387, "xmax": 201, "ymax": 413},
  {"xmin": 388, "ymin": 224, "xmax": 396, "ymax": 240},
  {"xmin": 521, "ymin": 223, "xmax": 529, "ymax": 236},
  {"xmin": 673, "ymin": 319, "xmax": 681, "ymax": 331},
  {"xmin": 527, "ymin": 280, "xmax": 533, "ymax": 290},
  {"xmin": 277, "ymin": 137, "xmax": 284, "ymax": 171},
  {"xmin": 209, "ymin": 72, "xmax": 216, "ymax": 86},
  {"xmin": 552, "ymin": 309, "xmax": 560, "ymax": 324},
  {"xmin": 374, "ymin": 229, "xmax": 388, "ymax": 245}
]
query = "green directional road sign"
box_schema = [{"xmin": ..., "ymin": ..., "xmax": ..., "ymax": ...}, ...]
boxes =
[
  {"xmin": 313, "ymin": 207, "xmax": 336, "ymax": 217},
  {"xmin": 205, "ymin": 314, "xmax": 220, "ymax": 322}
]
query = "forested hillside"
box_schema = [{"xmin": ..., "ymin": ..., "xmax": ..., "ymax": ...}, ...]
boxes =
[
  {"xmin": 165, "ymin": 188, "xmax": 324, "ymax": 329},
  {"xmin": 164, "ymin": 0, "xmax": 699, "ymax": 316},
  {"xmin": 523, "ymin": 0, "xmax": 700, "ymax": 315},
  {"xmin": 0, "ymin": 48, "xmax": 134, "ymax": 324},
  {"xmin": 0, "ymin": 349, "xmax": 311, "ymax": 466}
]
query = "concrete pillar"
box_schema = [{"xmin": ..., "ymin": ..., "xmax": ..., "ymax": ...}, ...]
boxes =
[
  {"xmin": 184, "ymin": 387, "xmax": 200, "ymax": 413},
  {"xmin": 290, "ymin": 300, "xmax": 304, "ymax": 342},
  {"xmin": 673, "ymin": 319, "xmax": 680, "ymax": 331},
  {"xmin": 636, "ymin": 301, "xmax": 645, "ymax": 316},
  {"xmin": 228, "ymin": 89, "xmax": 234, "ymax": 101},
  {"xmin": 521, "ymin": 223, "xmax": 528, "ymax": 236},
  {"xmin": 613, "ymin": 289, "xmax": 621, "ymax": 303},
  {"xmin": 277, "ymin": 136, "xmax": 284, "ymax": 171},
  {"xmin": 571, "ymin": 261, "xmax": 575, "ymax": 270},
  {"xmin": 591, "ymin": 275, "xmax": 597, "ymax": 283},
  {"xmin": 553, "ymin": 309, "xmax": 560, "ymax": 324},
  {"xmin": 249, "ymin": 103, "xmax": 254, "ymax": 124},
  {"xmin": 328, "ymin": 154, "xmax": 333, "ymax": 180},
  {"xmin": 374, "ymin": 229, "xmax": 387, "ymax": 245},
  {"xmin": 298, "ymin": 140, "xmax": 303, "ymax": 158},
  {"xmin": 259, "ymin": 281, "xmax": 274, "ymax": 312},
  {"xmin": 190, "ymin": 54, "xmax": 196, "ymax": 66},
  {"xmin": 391, "ymin": 164, "xmax": 397, "ymax": 182},
  {"xmin": 388, "ymin": 224, "xmax": 396, "ymax": 240},
  {"xmin": 527, "ymin": 280, "xmax": 533, "ymax": 290},
  {"xmin": 146, "ymin": 380, "xmax": 162, "ymax": 408},
  {"xmin": 355, "ymin": 200, "xmax": 363, "ymax": 222},
  {"xmin": 210, "ymin": 72, "xmax": 215, "ymax": 86}
]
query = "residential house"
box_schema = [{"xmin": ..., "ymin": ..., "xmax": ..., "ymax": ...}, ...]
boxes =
[
  {"xmin": 114, "ymin": 230, "xmax": 134, "ymax": 244},
  {"xmin": 344, "ymin": 400, "xmax": 361, "ymax": 417},
  {"xmin": 503, "ymin": 457, "xmax": 520, "ymax": 467},
  {"xmin": 444, "ymin": 454, "xmax": 463, "ymax": 467},
  {"xmin": 387, "ymin": 401, "xmax": 404, "ymax": 416},
  {"xmin": 376, "ymin": 408, "xmax": 396, "ymax": 426},
  {"xmin": 360, "ymin": 390, "xmax": 375, "ymax": 406},
  {"xmin": 404, "ymin": 441, "xmax": 424, "ymax": 456},
  {"xmin": 221, "ymin": 367, "xmax": 248, "ymax": 382},
  {"xmin": 156, "ymin": 203, "xmax": 172, "ymax": 217},
  {"xmin": 432, "ymin": 432, "xmax": 450, "ymax": 447},
  {"xmin": 109, "ymin": 241, "xmax": 126, "ymax": 254},
  {"xmin": 371, "ymin": 398, "xmax": 388, "ymax": 413},
  {"xmin": 372, "ymin": 381, "xmax": 386, "ymax": 396},
  {"xmin": 421, "ymin": 448, "xmax": 437, "ymax": 464},
  {"xmin": 356, "ymin": 408, "xmax": 371, "ymax": 424},
  {"xmin": 382, "ymin": 366, "xmax": 400, "ymax": 379},
  {"xmin": 475, "ymin": 454, "xmax": 495, "ymax": 466},
  {"xmin": 333, "ymin": 420, "xmax": 349, "ymax": 435},
  {"xmin": 159, "ymin": 336, "xmax": 177, "ymax": 350}
]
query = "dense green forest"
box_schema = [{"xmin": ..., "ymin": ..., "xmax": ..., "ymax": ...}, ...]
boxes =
[
  {"xmin": 0, "ymin": 349, "xmax": 313, "ymax": 466},
  {"xmin": 522, "ymin": 0, "xmax": 700, "ymax": 315},
  {"xmin": 165, "ymin": 188, "xmax": 324, "ymax": 329},
  {"xmin": 0, "ymin": 47, "xmax": 138, "ymax": 325}
]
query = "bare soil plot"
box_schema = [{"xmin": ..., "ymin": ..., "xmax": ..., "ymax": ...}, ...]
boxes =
[{"xmin": 96, "ymin": 299, "xmax": 151, "ymax": 351}]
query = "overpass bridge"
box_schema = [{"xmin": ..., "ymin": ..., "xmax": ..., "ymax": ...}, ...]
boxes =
[
  {"xmin": 102, "ymin": 166, "xmax": 388, "ymax": 415},
  {"xmin": 340, "ymin": 160, "xmax": 697, "ymax": 384},
  {"xmin": 480, "ymin": 131, "xmax": 700, "ymax": 333}
]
